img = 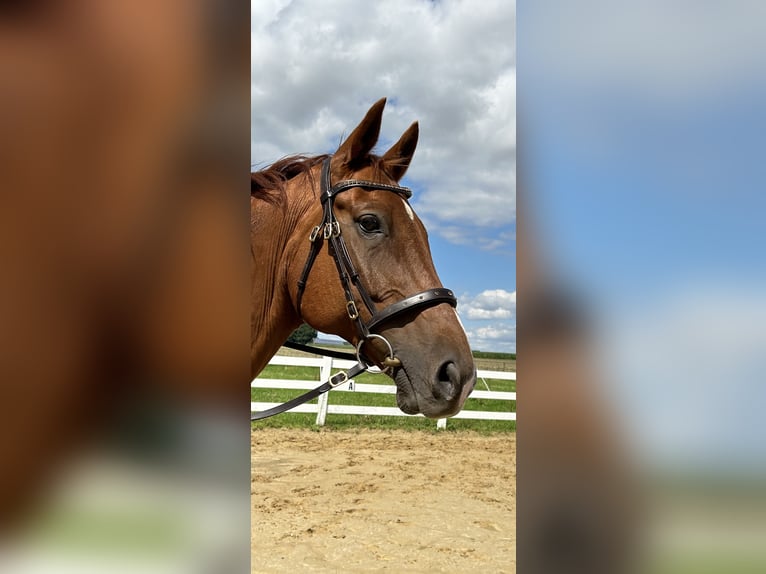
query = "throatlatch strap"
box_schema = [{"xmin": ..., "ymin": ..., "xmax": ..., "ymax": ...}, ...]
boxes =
[{"xmin": 282, "ymin": 340, "xmax": 357, "ymax": 361}]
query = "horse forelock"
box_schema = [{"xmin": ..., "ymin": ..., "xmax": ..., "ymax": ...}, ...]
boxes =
[
  {"xmin": 251, "ymin": 153, "xmax": 403, "ymax": 204},
  {"xmin": 250, "ymin": 154, "xmax": 329, "ymax": 204}
]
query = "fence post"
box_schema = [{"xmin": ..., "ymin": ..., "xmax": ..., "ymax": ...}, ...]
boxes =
[
  {"xmin": 437, "ymin": 418, "xmax": 447, "ymax": 430},
  {"xmin": 315, "ymin": 355, "xmax": 333, "ymax": 426}
]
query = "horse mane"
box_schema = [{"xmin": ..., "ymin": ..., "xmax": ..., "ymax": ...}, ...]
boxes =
[
  {"xmin": 251, "ymin": 154, "xmax": 329, "ymax": 204},
  {"xmin": 251, "ymin": 153, "xmax": 395, "ymax": 204}
]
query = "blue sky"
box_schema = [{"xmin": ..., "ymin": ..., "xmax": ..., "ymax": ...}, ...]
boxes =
[{"xmin": 252, "ymin": 0, "xmax": 516, "ymax": 352}]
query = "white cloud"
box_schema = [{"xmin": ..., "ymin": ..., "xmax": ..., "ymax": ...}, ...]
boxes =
[
  {"xmin": 474, "ymin": 325, "xmax": 516, "ymax": 340},
  {"xmin": 251, "ymin": 0, "xmax": 515, "ymax": 243},
  {"xmin": 456, "ymin": 289, "xmax": 516, "ymax": 352},
  {"xmin": 460, "ymin": 289, "xmax": 516, "ymax": 320},
  {"xmin": 465, "ymin": 323, "xmax": 516, "ymax": 353}
]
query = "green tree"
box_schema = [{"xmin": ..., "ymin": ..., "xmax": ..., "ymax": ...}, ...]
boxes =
[{"xmin": 287, "ymin": 323, "xmax": 317, "ymax": 345}]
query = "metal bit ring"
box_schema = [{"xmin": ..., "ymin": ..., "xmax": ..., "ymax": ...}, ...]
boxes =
[{"xmin": 355, "ymin": 334, "xmax": 399, "ymax": 375}]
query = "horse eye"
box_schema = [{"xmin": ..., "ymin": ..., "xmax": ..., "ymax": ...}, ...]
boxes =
[{"xmin": 358, "ymin": 214, "xmax": 381, "ymax": 233}]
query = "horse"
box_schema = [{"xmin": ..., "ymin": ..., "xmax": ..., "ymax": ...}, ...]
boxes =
[{"xmin": 251, "ymin": 98, "xmax": 476, "ymax": 418}]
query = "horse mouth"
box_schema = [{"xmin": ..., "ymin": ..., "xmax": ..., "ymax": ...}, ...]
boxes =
[
  {"xmin": 392, "ymin": 364, "xmax": 474, "ymax": 418},
  {"xmin": 392, "ymin": 367, "xmax": 420, "ymax": 415}
]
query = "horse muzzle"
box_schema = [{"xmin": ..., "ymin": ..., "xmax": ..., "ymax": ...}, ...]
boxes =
[{"xmin": 392, "ymin": 356, "xmax": 476, "ymax": 419}]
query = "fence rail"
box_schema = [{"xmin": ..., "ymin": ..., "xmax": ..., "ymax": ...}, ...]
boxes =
[{"xmin": 251, "ymin": 354, "xmax": 516, "ymax": 428}]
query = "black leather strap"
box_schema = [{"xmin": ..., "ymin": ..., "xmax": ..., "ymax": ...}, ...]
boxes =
[
  {"xmin": 322, "ymin": 179, "xmax": 412, "ymax": 201},
  {"xmin": 326, "ymin": 234, "xmax": 371, "ymax": 338},
  {"xmin": 295, "ymin": 231, "xmax": 323, "ymax": 315},
  {"xmin": 328, "ymin": 228, "xmax": 378, "ymax": 317},
  {"xmin": 282, "ymin": 341, "xmax": 357, "ymax": 361},
  {"xmin": 367, "ymin": 288, "xmax": 457, "ymax": 332},
  {"xmin": 251, "ymin": 361, "xmax": 366, "ymax": 421}
]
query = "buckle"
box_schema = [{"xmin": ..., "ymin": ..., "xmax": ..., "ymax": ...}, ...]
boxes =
[
  {"xmin": 346, "ymin": 300, "xmax": 359, "ymax": 320},
  {"xmin": 329, "ymin": 371, "xmax": 348, "ymax": 387},
  {"xmin": 324, "ymin": 221, "xmax": 340, "ymax": 239},
  {"xmin": 309, "ymin": 226, "xmax": 321, "ymax": 242}
]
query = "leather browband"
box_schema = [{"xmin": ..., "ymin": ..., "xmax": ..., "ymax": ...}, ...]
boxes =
[{"xmin": 321, "ymin": 179, "xmax": 413, "ymax": 202}]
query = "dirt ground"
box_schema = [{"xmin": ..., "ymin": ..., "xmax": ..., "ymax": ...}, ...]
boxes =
[{"xmin": 251, "ymin": 429, "xmax": 516, "ymax": 573}]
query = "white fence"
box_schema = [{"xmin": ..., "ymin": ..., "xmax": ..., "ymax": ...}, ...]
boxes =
[{"xmin": 250, "ymin": 354, "xmax": 516, "ymax": 428}]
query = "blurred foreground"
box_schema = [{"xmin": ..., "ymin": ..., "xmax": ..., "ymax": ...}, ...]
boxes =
[
  {"xmin": 0, "ymin": 2, "xmax": 250, "ymax": 571},
  {"xmin": 519, "ymin": 2, "xmax": 766, "ymax": 573}
]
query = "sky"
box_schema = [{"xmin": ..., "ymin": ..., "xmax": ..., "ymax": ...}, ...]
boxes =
[
  {"xmin": 251, "ymin": 0, "xmax": 516, "ymax": 353},
  {"xmin": 520, "ymin": 1, "xmax": 766, "ymax": 473}
]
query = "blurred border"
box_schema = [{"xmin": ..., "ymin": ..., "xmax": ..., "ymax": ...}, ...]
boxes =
[
  {"xmin": 0, "ymin": 2, "xmax": 250, "ymax": 572},
  {"xmin": 519, "ymin": 2, "xmax": 766, "ymax": 573}
]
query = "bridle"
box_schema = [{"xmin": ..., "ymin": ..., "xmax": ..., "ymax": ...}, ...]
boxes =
[
  {"xmin": 251, "ymin": 157, "xmax": 457, "ymax": 421},
  {"xmin": 296, "ymin": 157, "xmax": 457, "ymax": 367}
]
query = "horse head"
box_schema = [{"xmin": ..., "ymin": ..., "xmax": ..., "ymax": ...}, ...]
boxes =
[{"xmin": 286, "ymin": 98, "xmax": 476, "ymax": 418}]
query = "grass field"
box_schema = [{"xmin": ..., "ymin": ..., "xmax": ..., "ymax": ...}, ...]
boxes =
[{"xmin": 251, "ymin": 348, "xmax": 516, "ymax": 433}]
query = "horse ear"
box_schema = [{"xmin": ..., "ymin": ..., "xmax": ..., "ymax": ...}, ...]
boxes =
[
  {"xmin": 382, "ymin": 121, "xmax": 419, "ymax": 181},
  {"xmin": 335, "ymin": 98, "xmax": 386, "ymax": 169}
]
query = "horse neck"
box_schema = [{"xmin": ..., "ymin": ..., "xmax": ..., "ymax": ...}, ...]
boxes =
[{"xmin": 250, "ymin": 175, "xmax": 315, "ymax": 376}]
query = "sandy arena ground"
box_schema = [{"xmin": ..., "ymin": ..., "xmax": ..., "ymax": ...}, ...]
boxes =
[{"xmin": 251, "ymin": 429, "xmax": 516, "ymax": 573}]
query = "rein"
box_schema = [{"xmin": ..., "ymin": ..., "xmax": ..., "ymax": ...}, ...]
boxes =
[{"xmin": 251, "ymin": 157, "xmax": 457, "ymax": 421}]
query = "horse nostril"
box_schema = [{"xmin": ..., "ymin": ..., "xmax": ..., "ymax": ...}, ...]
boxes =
[{"xmin": 434, "ymin": 361, "xmax": 461, "ymax": 401}]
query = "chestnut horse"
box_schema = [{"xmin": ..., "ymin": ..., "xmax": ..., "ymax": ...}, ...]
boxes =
[{"xmin": 251, "ymin": 99, "xmax": 476, "ymax": 418}]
